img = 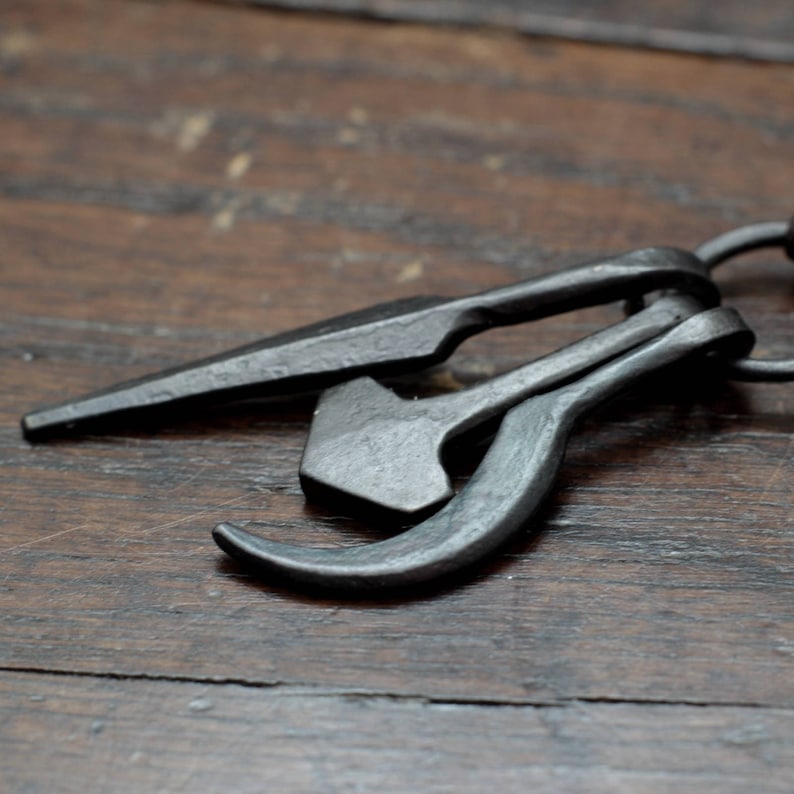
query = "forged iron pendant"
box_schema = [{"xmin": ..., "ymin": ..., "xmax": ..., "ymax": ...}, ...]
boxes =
[{"xmin": 21, "ymin": 220, "xmax": 794, "ymax": 594}]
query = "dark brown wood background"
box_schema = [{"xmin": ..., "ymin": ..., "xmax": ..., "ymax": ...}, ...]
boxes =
[{"xmin": 1, "ymin": 0, "xmax": 792, "ymax": 790}]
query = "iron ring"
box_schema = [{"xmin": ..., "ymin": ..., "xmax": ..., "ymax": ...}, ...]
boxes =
[{"xmin": 695, "ymin": 219, "xmax": 793, "ymax": 382}]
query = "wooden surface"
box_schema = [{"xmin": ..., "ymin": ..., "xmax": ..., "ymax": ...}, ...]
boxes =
[
  {"xmin": 1, "ymin": 0, "xmax": 792, "ymax": 791},
  {"xmin": 231, "ymin": 0, "xmax": 794, "ymax": 61}
]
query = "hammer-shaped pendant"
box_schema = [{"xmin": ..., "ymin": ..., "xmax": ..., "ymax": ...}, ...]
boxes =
[{"xmin": 299, "ymin": 294, "xmax": 704, "ymax": 519}]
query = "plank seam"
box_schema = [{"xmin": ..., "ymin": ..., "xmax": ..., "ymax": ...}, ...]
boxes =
[{"xmin": 2, "ymin": 666, "xmax": 789, "ymax": 710}]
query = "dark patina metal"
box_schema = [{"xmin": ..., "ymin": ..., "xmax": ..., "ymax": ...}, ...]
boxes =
[
  {"xmin": 297, "ymin": 219, "xmax": 794, "ymax": 521},
  {"xmin": 19, "ymin": 219, "xmax": 792, "ymax": 594},
  {"xmin": 21, "ymin": 247, "xmax": 716, "ymax": 439},
  {"xmin": 695, "ymin": 219, "xmax": 794, "ymax": 381},
  {"xmin": 213, "ymin": 308, "xmax": 755, "ymax": 591},
  {"xmin": 299, "ymin": 294, "xmax": 705, "ymax": 519}
]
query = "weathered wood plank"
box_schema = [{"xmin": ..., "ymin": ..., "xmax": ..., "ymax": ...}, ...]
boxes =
[
  {"xmin": 2, "ymin": 199, "xmax": 792, "ymax": 705},
  {"xmin": 2, "ymin": 671, "xmax": 793, "ymax": 794},
  {"xmin": 0, "ymin": 0, "xmax": 792, "ymax": 714},
  {"xmin": 2, "ymin": 0, "xmax": 792, "ymax": 244},
  {"xmin": 222, "ymin": 0, "xmax": 794, "ymax": 62}
]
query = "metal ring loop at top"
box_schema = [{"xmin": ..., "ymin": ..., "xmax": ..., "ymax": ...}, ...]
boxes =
[{"xmin": 695, "ymin": 219, "xmax": 794, "ymax": 382}]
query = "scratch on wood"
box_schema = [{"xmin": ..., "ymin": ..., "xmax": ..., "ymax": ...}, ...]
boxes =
[
  {"xmin": 0, "ymin": 523, "xmax": 93, "ymax": 554},
  {"xmin": 758, "ymin": 438, "xmax": 793, "ymax": 502},
  {"xmin": 115, "ymin": 493, "xmax": 256, "ymax": 541}
]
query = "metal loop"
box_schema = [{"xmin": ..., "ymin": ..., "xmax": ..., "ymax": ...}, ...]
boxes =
[{"xmin": 695, "ymin": 219, "xmax": 794, "ymax": 382}]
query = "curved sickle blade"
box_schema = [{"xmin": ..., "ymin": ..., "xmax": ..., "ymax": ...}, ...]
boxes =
[
  {"xmin": 213, "ymin": 308, "xmax": 753, "ymax": 592},
  {"xmin": 214, "ymin": 393, "xmax": 572, "ymax": 590}
]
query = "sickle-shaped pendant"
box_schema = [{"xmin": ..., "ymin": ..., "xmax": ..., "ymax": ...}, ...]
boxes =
[{"xmin": 213, "ymin": 307, "xmax": 753, "ymax": 592}]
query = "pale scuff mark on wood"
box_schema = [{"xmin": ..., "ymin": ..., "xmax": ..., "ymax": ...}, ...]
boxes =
[
  {"xmin": 212, "ymin": 205, "xmax": 236, "ymax": 231},
  {"xmin": 337, "ymin": 127, "xmax": 361, "ymax": 145},
  {"xmin": 178, "ymin": 112, "xmax": 215, "ymax": 152},
  {"xmin": 396, "ymin": 259, "xmax": 424, "ymax": 282},
  {"xmin": 0, "ymin": 31, "xmax": 35, "ymax": 58},
  {"xmin": 226, "ymin": 153, "xmax": 252, "ymax": 180},
  {"xmin": 264, "ymin": 191, "xmax": 299, "ymax": 215},
  {"xmin": 484, "ymin": 154, "xmax": 506, "ymax": 172},
  {"xmin": 348, "ymin": 107, "xmax": 369, "ymax": 125},
  {"xmin": 211, "ymin": 195, "xmax": 247, "ymax": 231},
  {"xmin": 150, "ymin": 109, "xmax": 215, "ymax": 152}
]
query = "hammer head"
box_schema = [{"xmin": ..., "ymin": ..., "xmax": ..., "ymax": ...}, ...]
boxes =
[{"xmin": 299, "ymin": 377, "xmax": 454, "ymax": 518}]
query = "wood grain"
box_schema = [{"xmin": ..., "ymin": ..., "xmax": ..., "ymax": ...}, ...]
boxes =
[
  {"xmin": 0, "ymin": 0, "xmax": 792, "ymax": 790},
  {"xmin": 2, "ymin": 670, "xmax": 793, "ymax": 793},
  {"xmin": 221, "ymin": 0, "xmax": 794, "ymax": 62}
]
